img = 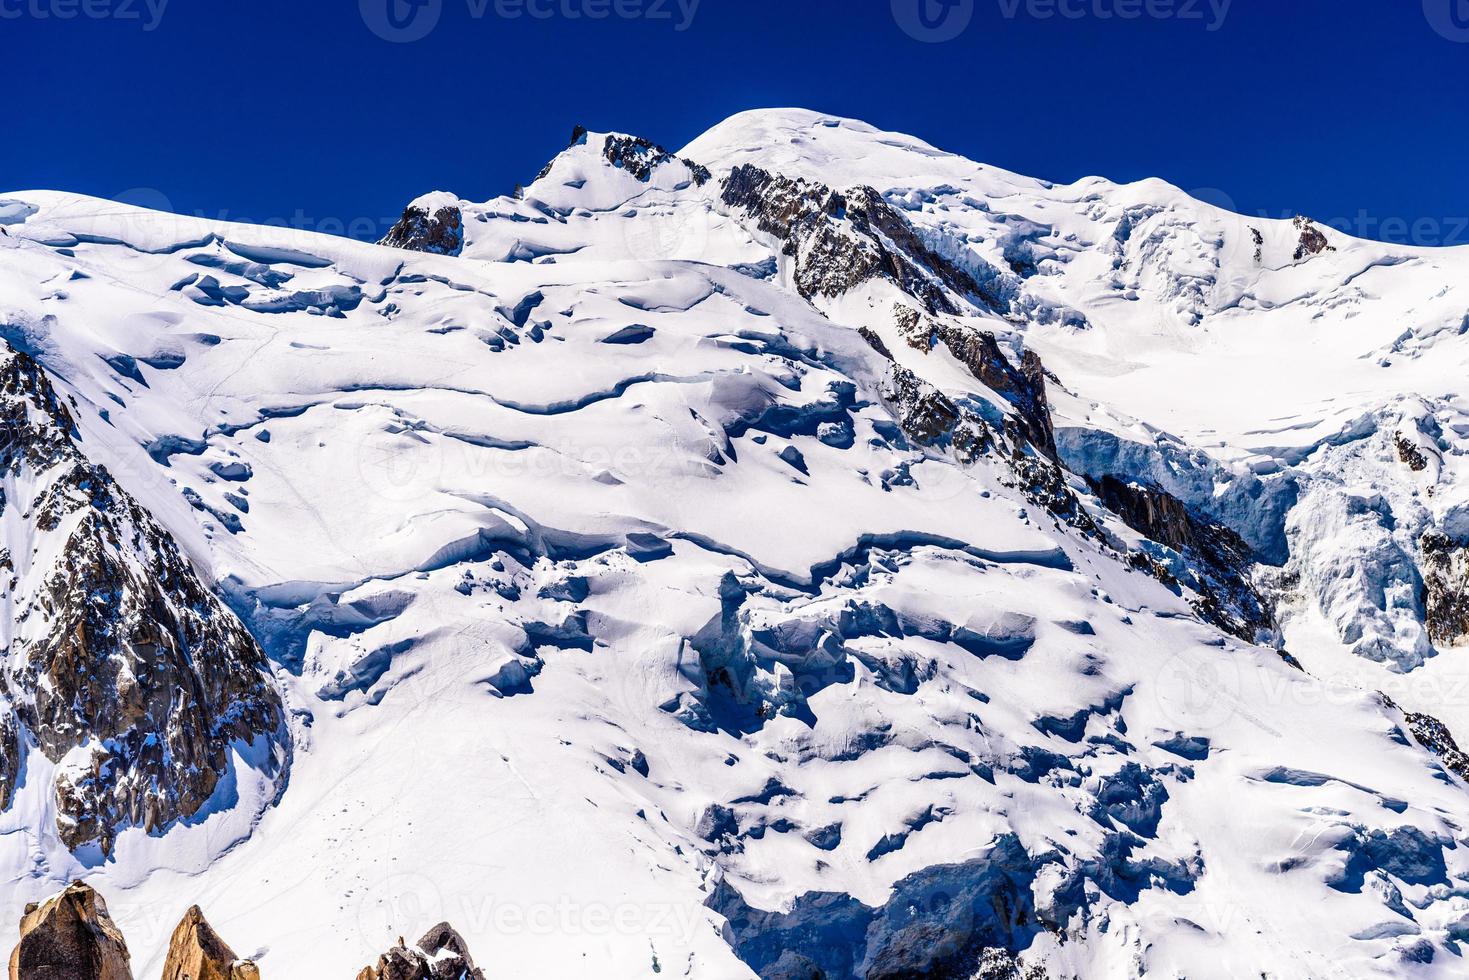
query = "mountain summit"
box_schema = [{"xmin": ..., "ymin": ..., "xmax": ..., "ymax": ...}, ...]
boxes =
[{"xmin": 1, "ymin": 109, "xmax": 1467, "ymax": 977}]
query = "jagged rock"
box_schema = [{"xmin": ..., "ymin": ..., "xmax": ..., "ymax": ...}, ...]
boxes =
[
  {"xmin": 1292, "ymin": 215, "xmax": 1335, "ymax": 261},
  {"xmin": 1401, "ymin": 706, "xmax": 1469, "ymax": 783},
  {"xmin": 1088, "ymin": 474, "xmax": 1272, "ymax": 641},
  {"xmin": 1422, "ymin": 531, "xmax": 1469, "ymax": 646},
  {"xmin": 885, "ymin": 365, "xmax": 958, "ymax": 446},
  {"xmin": 857, "ymin": 326, "xmax": 892, "ymax": 360},
  {"xmin": 1396, "ymin": 432, "xmax": 1429, "ymax": 472},
  {"xmin": 356, "ymin": 924, "xmax": 485, "ymax": 980},
  {"xmin": 892, "ymin": 305, "xmax": 1056, "ymax": 458},
  {"xmin": 8, "ymin": 881, "xmax": 132, "ymax": 980},
  {"xmin": 1091, "ymin": 474, "xmax": 1210, "ymax": 555},
  {"xmin": 0, "ymin": 347, "xmax": 286, "ymax": 852},
  {"xmin": 160, "ymin": 906, "xmax": 259, "ymax": 980},
  {"xmin": 601, "ymin": 133, "xmax": 710, "ymax": 185},
  {"xmin": 380, "ymin": 203, "xmax": 464, "ymax": 256},
  {"xmin": 881, "ymin": 357, "xmax": 1100, "ymax": 541},
  {"xmin": 721, "ymin": 165, "xmax": 998, "ymax": 314}
]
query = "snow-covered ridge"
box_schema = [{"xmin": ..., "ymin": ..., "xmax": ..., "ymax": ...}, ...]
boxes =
[{"xmin": 1, "ymin": 109, "xmax": 1469, "ymax": 977}]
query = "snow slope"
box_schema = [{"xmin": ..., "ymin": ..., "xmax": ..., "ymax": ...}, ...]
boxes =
[{"xmin": 2, "ymin": 110, "xmax": 1469, "ymax": 977}]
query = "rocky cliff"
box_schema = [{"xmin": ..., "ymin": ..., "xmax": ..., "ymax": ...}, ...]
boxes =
[
  {"xmin": 8, "ymin": 882, "xmax": 132, "ymax": 980},
  {"xmin": 0, "ymin": 347, "xmax": 286, "ymax": 853}
]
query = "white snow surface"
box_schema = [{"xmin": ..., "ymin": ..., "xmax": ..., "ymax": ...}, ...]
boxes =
[{"xmin": 1, "ymin": 109, "xmax": 1469, "ymax": 977}]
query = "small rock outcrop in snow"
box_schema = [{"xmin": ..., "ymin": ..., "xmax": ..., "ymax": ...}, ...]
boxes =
[
  {"xmin": 356, "ymin": 923, "xmax": 486, "ymax": 980},
  {"xmin": 380, "ymin": 199, "xmax": 465, "ymax": 256},
  {"xmin": 602, "ymin": 132, "xmax": 711, "ymax": 185},
  {"xmin": 7, "ymin": 882, "xmax": 132, "ymax": 980},
  {"xmin": 1292, "ymin": 214, "xmax": 1335, "ymax": 260}
]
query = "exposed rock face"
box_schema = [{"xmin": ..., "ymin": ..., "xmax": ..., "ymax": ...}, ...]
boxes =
[
  {"xmin": 1396, "ymin": 432, "xmax": 1429, "ymax": 472},
  {"xmin": 601, "ymin": 133, "xmax": 711, "ymax": 185},
  {"xmin": 720, "ymin": 165, "xmax": 999, "ymax": 314},
  {"xmin": 893, "ymin": 305, "xmax": 1056, "ymax": 458},
  {"xmin": 1422, "ymin": 531, "xmax": 1469, "ymax": 647},
  {"xmin": 356, "ymin": 924, "xmax": 485, "ymax": 980},
  {"xmin": 160, "ymin": 907, "xmax": 259, "ymax": 980},
  {"xmin": 380, "ymin": 204, "xmax": 464, "ymax": 256},
  {"xmin": 1402, "ymin": 707, "xmax": 1469, "ymax": 784},
  {"xmin": 1088, "ymin": 474, "xmax": 1273, "ymax": 642},
  {"xmin": 8, "ymin": 882, "xmax": 132, "ymax": 980},
  {"xmin": 534, "ymin": 126, "xmax": 710, "ymax": 187},
  {"xmin": 883, "ymin": 364, "xmax": 989, "ymax": 463},
  {"xmin": 0, "ymin": 347, "xmax": 286, "ymax": 852},
  {"xmin": 1292, "ymin": 215, "xmax": 1335, "ymax": 261}
]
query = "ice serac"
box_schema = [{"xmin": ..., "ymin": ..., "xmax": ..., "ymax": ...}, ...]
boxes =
[
  {"xmin": 355, "ymin": 924, "xmax": 485, "ymax": 980},
  {"xmin": 0, "ymin": 346, "xmax": 286, "ymax": 852},
  {"xmin": 159, "ymin": 907, "xmax": 259, "ymax": 980},
  {"xmin": 7, "ymin": 882, "xmax": 132, "ymax": 980}
]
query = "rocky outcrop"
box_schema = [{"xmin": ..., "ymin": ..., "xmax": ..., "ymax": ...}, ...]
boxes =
[
  {"xmin": 8, "ymin": 882, "xmax": 132, "ymax": 980},
  {"xmin": 1089, "ymin": 474, "xmax": 1273, "ymax": 642},
  {"xmin": 893, "ymin": 305, "xmax": 1056, "ymax": 458},
  {"xmin": 1402, "ymin": 706, "xmax": 1469, "ymax": 784},
  {"xmin": 1091, "ymin": 476, "xmax": 1252, "ymax": 634},
  {"xmin": 160, "ymin": 907, "xmax": 259, "ymax": 980},
  {"xmin": 0, "ymin": 347, "xmax": 286, "ymax": 852},
  {"xmin": 380, "ymin": 203, "xmax": 464, "ymax": 256},
  {"xmin": 535, "ymin": 126, "xmax": 710, "ymax": 187},
  {"xmin": 1396, "ymin": 432, "xmax": 1429, "ymax": 472},
  {"xmin": 9, "ymin": 886, "xmax": 489, "ymax": 980},
  {"xmin": 601, "ymin": 133, "xmax": 711, "ymax": 185},
  {"xmin": 1292, "ymin": 215, "xmax": 1335, "ymax": 261},
  {"xmin": 356, "ymin": 924, "xmax": 486, "ymax": 980},
  {"xmin": 720, "ymin": 165, "xmax": 999, "ymax": 314},
  {"xmin": 883, "ymin": 365, "xmax": 990, "ymax": 463},
  {"xmin": 1422, "ymin": 531, "xmax": 1469, "ymax": 647}
]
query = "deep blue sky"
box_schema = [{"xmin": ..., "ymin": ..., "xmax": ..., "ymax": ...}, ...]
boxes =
[{"xmin": 7, "ymin": 0, "xmax": 1469, "ymax": 244}]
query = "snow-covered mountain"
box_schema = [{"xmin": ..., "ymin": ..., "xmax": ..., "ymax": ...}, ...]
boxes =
[{"xmin": 4, "ymin": 108, "xmax": 1469, "ymax": 978}]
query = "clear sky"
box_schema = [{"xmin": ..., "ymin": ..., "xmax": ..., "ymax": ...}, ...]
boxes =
[{"xmin": 7, "ymin": 0, "xmax": 1468, "ymax": 244}]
